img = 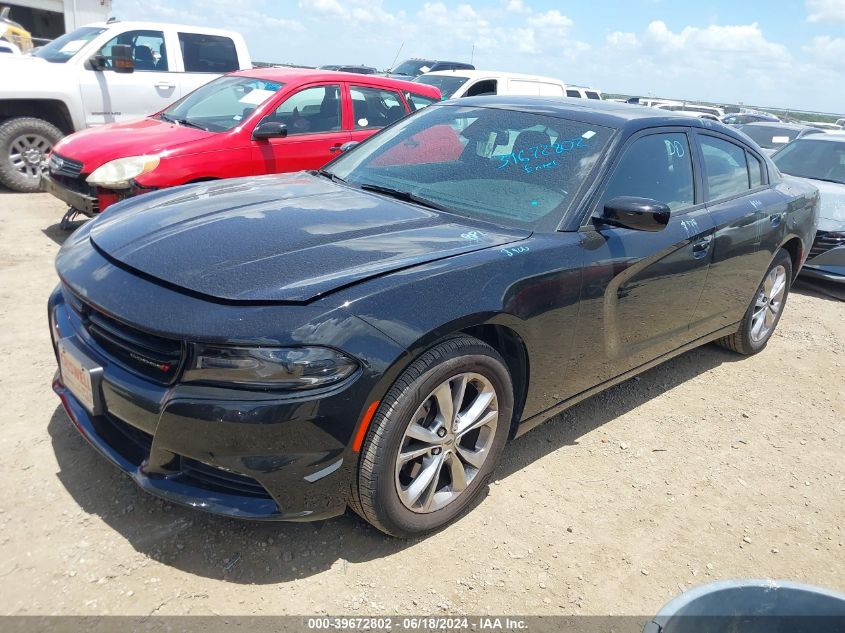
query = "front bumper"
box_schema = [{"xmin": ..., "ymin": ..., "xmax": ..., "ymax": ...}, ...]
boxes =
[
  {"xmin": 41, "ymin": 172, "xmax": 98, "ymax": 215},
  {"xmin": 50, "ymin": 292, "xmax": 360, "ymax": 522}
]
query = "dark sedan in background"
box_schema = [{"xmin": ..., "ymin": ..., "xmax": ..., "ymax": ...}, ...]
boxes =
[
  {"xmin": 772, "ymin": 132, "xmax": 845, "ymax": 282},
  {"xmin": 50, "ymin": 99, "xmax": 819, "ymax": 537}
]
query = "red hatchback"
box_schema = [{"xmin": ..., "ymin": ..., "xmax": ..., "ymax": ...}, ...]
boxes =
[{"xmin": 42, "ymin": 68, "xmax": 440, "ymax": 217}]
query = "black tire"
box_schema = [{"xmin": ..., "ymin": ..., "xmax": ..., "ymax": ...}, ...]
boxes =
[
  {"xmin": 0, "ymin": 117, "xmax": 64, "ymax": 193},
  {"xmin": 716, "ymin": 249, "xmax": 793, "ymax": 355},
  {"xmin": 352, "ymin": 335, "xmax": 514, "ymax": 537}
]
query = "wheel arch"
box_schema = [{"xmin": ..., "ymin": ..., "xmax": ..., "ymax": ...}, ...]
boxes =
[
  {"xmin": 779, "ymin": 235, "xmax": 804, "ymax": 280},
  {"xmin": 0, "ymin": 100, "xmax": 74, "ymax": 135}
]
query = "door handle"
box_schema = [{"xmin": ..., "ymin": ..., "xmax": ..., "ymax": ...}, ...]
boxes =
[
  {"xmin": 692, "ymin": 236, "xmax": 712, "ymax": 258},
  {"xmin": 329, "ymin": 144, "xmax": 343, "ymax": 153},
  {"xmin": 770, "ymin": 213, "xmax": 783, "ymax": 227},
  {"xmin": 155, "ymin": 82, "xmax": 175, "ymax": 90}
]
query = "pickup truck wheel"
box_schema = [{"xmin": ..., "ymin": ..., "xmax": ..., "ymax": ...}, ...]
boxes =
[{"xmin": 0, "ymin": 117, "xmax": 64, "ymax": 193}]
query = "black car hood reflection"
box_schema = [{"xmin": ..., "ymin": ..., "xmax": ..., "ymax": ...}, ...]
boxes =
[{"xmin": 89, "ymin": 173, "xmax": 530, "ymax": 303}]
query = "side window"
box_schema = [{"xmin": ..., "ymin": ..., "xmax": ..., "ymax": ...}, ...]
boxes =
[
  {"xmin": 405, "ymin": 92, "xmax": 438, "ymax": 111},
  {"xmin": 465, "ymin": 79, "xmax": 497, "ymax": 97},
  {"xmin": 600, "ymin": 133, "xmax": 695, "ymax": 212},
  {"xmin": 350, "ymin": 86, "xmax": 406, "ymax": 130},
  {"xmin": 97, "ymin": 30, "xmax": 167, "ymax": 71},
  {"xmin": 748, "ymin": 152, "xmax": 765, "ymax": 188},
  {"xmin": 269, "ymin": 85, "xmax": 341, "ymax": 135},
  {"xmin": 699, "ymin": 136, "xmax": 750, "ymax": 200},
  {"xmin": 566, "ymin": 89, "xmax": 582, "ymax": 98},
  {"xmin": 585, "ymin": 91, "xmax": 601, "ymax": 100},
  {"xmin": 178, "ymin": 33, "xmax": 238, "ymax": 73}
]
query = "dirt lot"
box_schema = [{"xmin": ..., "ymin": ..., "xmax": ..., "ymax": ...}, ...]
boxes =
[{"xmin": 0, "ymin": 188, "xmax": 842, "ymax": 617}]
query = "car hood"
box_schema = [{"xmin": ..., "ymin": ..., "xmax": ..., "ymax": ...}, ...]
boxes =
[
  {"xmin": 53, "ymin": 117, "xmax": 212, "ymax": 171},
  {"xmin": 791, "ymin": 177, "xmax": 845, "ymax": 230},
  {"xmin": 86, "ymin": 173, "xmax": 530, "ymax": 303}
]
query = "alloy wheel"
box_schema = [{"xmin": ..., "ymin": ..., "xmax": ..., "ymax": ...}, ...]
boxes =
[
  {"xmin": 395, "ymin": 372, "xmax": 499, "ymax": 513},
  {"xmin": 9, "ymin": 133, "xmax": 52, "ymax": 179},
  {"xmin": 750, "ymin": 264, "xmax": 787, "ymax": 343}
]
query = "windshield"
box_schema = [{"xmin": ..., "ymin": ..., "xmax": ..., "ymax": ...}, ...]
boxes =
[
  {"xmin": 772, "ymin": 139, "xmax": 845, "ymax": 185},
  {"xmin": 392, "ymin": 59, "xmax": 433, "ymax": 76},
  {"xmin": 160, "ymin": 76, "xmax": 284, "ymax": 132},
  {"xmin": 326, "ymin": 104, "xmax": 614, "ymax": 230},
  {"xmin": 32, "ymin": 26, "xmax": 105, "ymax": 63},
  {"xmin": 738, "ymin": 125, "xmax": 802, "ymax": 149},
  {"xmin": 414, "ymin": 74, "xmax": 469, "ymax": 99}
]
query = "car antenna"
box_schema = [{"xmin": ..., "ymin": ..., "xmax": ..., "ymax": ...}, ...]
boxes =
[
  {"xmin": 388, "ymin": 41, "xmax": 403, "ymax": 72},
  {"xmin": 470, "ymin": 43, "xmax": 474, "ymax": 65}
]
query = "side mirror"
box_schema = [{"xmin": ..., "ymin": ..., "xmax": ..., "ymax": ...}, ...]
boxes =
[
  {"xmin": 252, "ymin": 121, "xmax": 288, "ymax": 140},
  {"xmin": 599, "ymin": 196, "xmax": 671, "ymax": 232},
  {"xmin": 111, "ymin": 44, "xmax": 134, "ymax": 73}
]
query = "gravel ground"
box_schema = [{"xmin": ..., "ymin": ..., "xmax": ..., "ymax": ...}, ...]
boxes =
[{"xmin": 0, "ymin": 189, "xmax": 842, "ymax": 616}]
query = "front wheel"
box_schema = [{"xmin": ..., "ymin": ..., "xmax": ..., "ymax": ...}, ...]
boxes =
[
  {"xmin": 0, "ymin": 117, "xmax": 64, "ymax": 193},
  {"xmin": 717, "ymin": 249, "xmax": 793, "ymax": 355},
  {"xmin": 352, "ymin": 335, "xmax": 513, "ymax": 537}
]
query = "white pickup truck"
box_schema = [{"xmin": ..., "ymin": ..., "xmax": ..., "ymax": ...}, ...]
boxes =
[{"xmin": 0, "ymin": 19, "xmax": 251, "ymax": 192}]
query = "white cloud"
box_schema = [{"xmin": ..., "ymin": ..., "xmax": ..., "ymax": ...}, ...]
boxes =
[
  {"xmin": 804, "ymin": 35, "xmax": 845, "ymax": 68},
  {"xmin": 806, "ymin": 0, "xmax": 845, "ymax": 23}
]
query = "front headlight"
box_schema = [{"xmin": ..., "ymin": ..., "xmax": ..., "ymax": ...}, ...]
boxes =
[
  {"xmin": 183, "ymin": 345, "xmax": 359, "ymax": 390},
  {"xmin": 86, "ymin": 155, "xmax": 160, "ymax": 189}
]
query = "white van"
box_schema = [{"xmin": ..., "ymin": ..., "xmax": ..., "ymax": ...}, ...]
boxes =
[{"xmin": 413, "ymin": 70, "xmax": 568, "ymax": 99}]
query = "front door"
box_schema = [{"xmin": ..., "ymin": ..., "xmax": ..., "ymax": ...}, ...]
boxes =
[
  {"xmin": 79, "ymin": 29, "xmax": 177, "ymax": 126},
  {"xmin": 251, "ymin": 83, "xmax": 350, "ymax": 174},
  {"xmin": 562, "ymin": 130, "xmax": 716, "ymax": 397}
]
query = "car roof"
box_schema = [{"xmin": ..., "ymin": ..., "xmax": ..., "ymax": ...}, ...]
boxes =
[
  {"xmin": 231, "ymin": 67, "xmax": 436, "ymax": 93},
  {"xmin": 441, "ymin": 95, "xmax": 738, "ymax": 130},
  {"xmin": 85, "ymin": 20, "xmax": 240, "ymax": 37},
  {"xmin": 423, "ymin": 69, "xmax": 565, "ymax": 84}
]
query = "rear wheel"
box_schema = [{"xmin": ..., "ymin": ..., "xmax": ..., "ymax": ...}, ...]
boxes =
[
  {"xmin": 717, "ymin": 249, "xmax": 792, "ymax": 355},
  {"xmin": 352, "ymin": 335, "xmax": 513, "ymax": 537},
  {"xmin": 0, "ymin": 117, "xmax": 64, "ymax": 193}
]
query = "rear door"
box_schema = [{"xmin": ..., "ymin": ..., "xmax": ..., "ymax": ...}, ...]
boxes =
[
  {"xmin": 347, "ymin": 83, "xmax": 409, "ymax": 145},
  {"xmin": 250, "ymin": 82, "xmax": 350, "ymax": 174},
  {"xmin": 688, "ymin": 132, "xmax": 787, "ymax": 335},
  {"xmin": 78, "ymin": 28, "xmax": 177, "ymax": 125},
  {"xmin": 562, "ymin": 129, "xmax": 715, "ymax": 396}
]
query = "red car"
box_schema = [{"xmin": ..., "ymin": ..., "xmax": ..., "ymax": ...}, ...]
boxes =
[{"xmin": 41, "ymin": 68, "xmax": 440, "ymax": 217}]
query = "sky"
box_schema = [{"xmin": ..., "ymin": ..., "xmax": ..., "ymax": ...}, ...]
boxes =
[{"xmin": 112, "ymin": 0, "xmax": 845, "ymax": 113}]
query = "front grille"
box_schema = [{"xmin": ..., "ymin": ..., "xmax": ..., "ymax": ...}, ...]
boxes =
[
  {"xmin": 809, "ymin": 231, "xmax": 845, "ymax": 260},
  {"xmin": 180, "ymin": 458, "xmax": 272, "ymax": 498},
  {"xmin": 64, "ymin": 288, "xmax": 184, "ymax": 384},
  {"xmin": 49, "ymin": 153, "xmax": 83, "ymax": 178}
]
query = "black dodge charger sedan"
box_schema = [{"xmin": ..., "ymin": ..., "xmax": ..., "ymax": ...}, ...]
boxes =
[{"xmin": 50, "ymin": 98, "xmax": 819, "ymax": 537}]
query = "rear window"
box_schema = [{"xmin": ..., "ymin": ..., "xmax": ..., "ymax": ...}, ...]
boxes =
[
  {"xmin": 738, "ymin": 125, "xmax": 798, "ymax": 150},
  {"xmin": 179, "ymin": 32, "xmax": 238, "ymax": 73},
  {"xmin": 414, "ymin": 74, "xmax": 468, "ymax": 99}
]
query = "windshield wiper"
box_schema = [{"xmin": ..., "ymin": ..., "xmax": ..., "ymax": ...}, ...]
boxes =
[
  {"xmin": 315, "ymin": 169, "xmax": 346, "ymax": 184},
  {"xmin": 159, "ymin": 113, "xmax": 208, "ymax": 131},
  {"xmin": 359, "ymin": 183, "xmax": 449, "ymax": 212}
]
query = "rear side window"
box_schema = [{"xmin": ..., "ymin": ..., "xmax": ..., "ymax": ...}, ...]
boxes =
[
  {"xmin": 700, "ymin": 136, "xmax": 749, "ymax": 200},
  {"xmin": 179, "ymin": 33, "xmax": 238, "ymax": 73},
  {"xmin": 585, "ymin": 91, "xmax": 601, "ymax": 100},
  {"xmin": 566, "ymin": 89, "xmax": 582, "ymax": 98},
  {"xmin": 405, "ymin": 92, "xmax": 439, "ymax": 111},
  {"xmin": 350, "ymin": 86, "xmax": 406, "ymax": 129},
  {"xmin": 465, "ymin": 79, "xmax": 497, "ymax": 97},
  {"xmin": 600, "ymin": 132, "xmax": 695, "ymax": 212},
  {"xmin": 748, "ymin": 152, "xmax": 765, "ymax": 187}
]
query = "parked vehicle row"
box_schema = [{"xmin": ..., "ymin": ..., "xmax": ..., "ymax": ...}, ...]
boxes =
[
  {"xmin": 42, "ymin": 68, "xmax": 440, "ymax": 216},
  {"xmin": 50, "ymin": 98, "xmax": 820, "ymax": 535},
  {"xmin": 0, "ymin": 20, "xmax": 252, "ymax": 192}
]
